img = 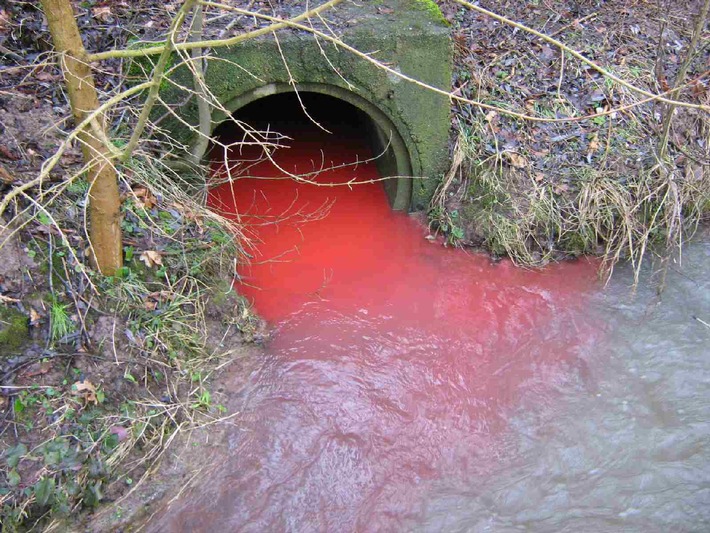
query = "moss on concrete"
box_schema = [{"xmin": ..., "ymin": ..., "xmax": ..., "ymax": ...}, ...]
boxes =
[
  {"xmin": 124, "ymin": 40, "xmax": 175, "ymax": 91},
  {"xmin": 412, "ymin": 0, "xmax": 449, "ymax": 25},
  {"xmin": 0, "ymin": 307, "xmax": 29, "ymax": 353}
]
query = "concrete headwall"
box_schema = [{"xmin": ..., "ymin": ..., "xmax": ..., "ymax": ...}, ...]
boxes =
[{"xmin": 160, "ymin": 0, "xmax": 452, "ymax": 211}]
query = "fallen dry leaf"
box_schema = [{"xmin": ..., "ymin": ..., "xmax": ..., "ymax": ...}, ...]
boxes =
[
  {"xmin": 0, "ymin": 145, "xmax": 18, "ymax": 161},
  {"xmin": 0, "ymin": 9, "xmax": 9, "ymax": 31},
  {"xmin": 23, "ymin": 361, "xmax": 52, "ymax": 378},
  {"xmin": 0, "ymin": 164, "xmax": 15, "ymax": 184},
  {"xmin": 587, "ymin": 134, "xmax": 601, "ymax": 157},
  {"xmin": 690, "ymin": 80, "xmax": 707, "ymax": 98},
  {"xmin": 29, "ymin": 308, "xmax": 42, "ymax": 325},
  {"xmin": 554, "ymin": 183, "xmax": 571, "ymax": 195},
  {"xmin": 150, "ymin": 290, "xmax": 173, "ymax": 301},
  {"xmin": 140, "ymin": 250, "xmax": 163, "ymax": 269},
  {"xmin": 73, "ymin": 380, "xmax": 97, "ymax": 404},
  {"xmin": 92, "ymin": 6, "xmax": 113, "ymax": 22},
  {"xmin": 144, "ymin": 290, "xmax": 173, "ymax": 311},
  {"xmin": 506, "ymin": 152, "xmax": 528, "ymax": 169},
  {"xmin": 110, "ymin": 425, "xmax": 129, "ymax": 442},
  {"xmin": 132, "ymin": 185, "xmax": 157, "ymax": 210},
  {"xmin": 35, "ymin": 71, "xmax": 59, "ymax": 82}
]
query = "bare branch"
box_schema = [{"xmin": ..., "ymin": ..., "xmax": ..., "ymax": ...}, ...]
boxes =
[
  {"xmin": 86, "ymin": 0, "xmax": 345, "ymax": 62},
  {"xmin": 122, "ymin": 0, "xmax": 198, "ymax": 162}
]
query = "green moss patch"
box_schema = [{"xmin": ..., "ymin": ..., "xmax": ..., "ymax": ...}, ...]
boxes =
[
  {"xmin": 0, "ymin": 307, "xmax": 29, "ymax": 353},
  {"xmin": 412, "ymin": 0, "xmax": 449, "ymax": 25}
]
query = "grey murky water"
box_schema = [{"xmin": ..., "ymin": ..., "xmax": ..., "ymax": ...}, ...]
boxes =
[
  {"xmin": 421, "ymin": 241, "xmax": 710, "ymax": 532},
  {"xmin": 146, "ymin": 241, "xmax": 709, "ymax": 533}
]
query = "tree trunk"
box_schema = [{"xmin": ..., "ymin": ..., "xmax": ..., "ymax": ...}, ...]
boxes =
[{"xmin": 40, "ymin": 0, "xmax": 122, "ymax": 275}]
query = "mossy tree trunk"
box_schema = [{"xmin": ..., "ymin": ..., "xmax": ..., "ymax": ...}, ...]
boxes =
[{"xmin": 40, "ymin": 0, "xmax": 122, "ymax": 275}]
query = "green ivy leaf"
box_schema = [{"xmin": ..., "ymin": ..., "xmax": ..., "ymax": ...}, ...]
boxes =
[
  {"xmin": 8, "ymin": 469, "xmax": 21, "ymax": 487},
  {"xmin": 83, "ymin": 481, "xmax": 103, "ymax": 507},
  {"xmin": 43, "ymin": 450, "xmax": 61, "ymax": 466},
  {"xmin": 5, "ymin": 443, "xmax": 27, "ymax": 468},
  {"xmin": 37, "ymin": 212, "xmax": 52, "ymax": 226},
  {"xmin": 13, "ymin": 398, "xmax": 25, "ymax": 414},
  {"xmin": 34, "ymin": 477, "xmax": 55, "ymax": 506}
]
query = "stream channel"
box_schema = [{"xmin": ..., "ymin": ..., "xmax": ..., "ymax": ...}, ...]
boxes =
[{"xmin": 145, "ymin": 94, "xmax": 710, "ymax": 532}]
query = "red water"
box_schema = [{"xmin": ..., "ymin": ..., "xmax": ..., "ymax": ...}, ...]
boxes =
[{"xmin": 147, "ymin": 98, "xmax": 600, "ymax": 531}]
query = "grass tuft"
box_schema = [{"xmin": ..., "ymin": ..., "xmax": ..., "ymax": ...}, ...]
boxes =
[{"xmin": 431, "ymin": 112, "xmax": 710, "ymax": 286}]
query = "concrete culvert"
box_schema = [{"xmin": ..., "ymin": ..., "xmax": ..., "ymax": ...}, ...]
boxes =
[
  {"xmin": 155, "ymin": 0, "xmax": 452, "ymax": 211},
  {"xmin": 212, "ymin": 90, "xmax": 414, "ymax": 210}
]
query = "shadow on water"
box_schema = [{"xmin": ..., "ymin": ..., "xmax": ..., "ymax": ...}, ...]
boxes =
[{"xmin": 145, "ymin": 93, "xmax": 709, "ymax": 532}]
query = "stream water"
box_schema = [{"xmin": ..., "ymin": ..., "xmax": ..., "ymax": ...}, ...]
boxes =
[{"xmin": 145, "ymin": 95, "xmax": 709, "ymax": 532}]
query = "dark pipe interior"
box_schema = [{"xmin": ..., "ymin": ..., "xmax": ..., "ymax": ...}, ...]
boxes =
[
  {"xmin": 214, "ymin": 92, "xmax": 368, "ymax": 139},
  {"xmin": 212, "ymin": 92, "xmax": 401, "ymax": 206}
]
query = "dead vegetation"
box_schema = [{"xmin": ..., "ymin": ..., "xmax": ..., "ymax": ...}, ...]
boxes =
[
  {"xmin": 0, "ymin": 145, "xmax": 265, "ymax": 529},
  {"xmin": 432, "ymin": 0, "xmax": 710, "ymax": 285},
  {"xmin": 0, "ymin": 5, "xmax": 263, "ymax": 527}
]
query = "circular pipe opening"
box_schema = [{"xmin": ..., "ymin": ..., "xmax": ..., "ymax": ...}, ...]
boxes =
[{"xmin": 212, "ymin": 84, "xmax": 413, "ymax": 210}]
